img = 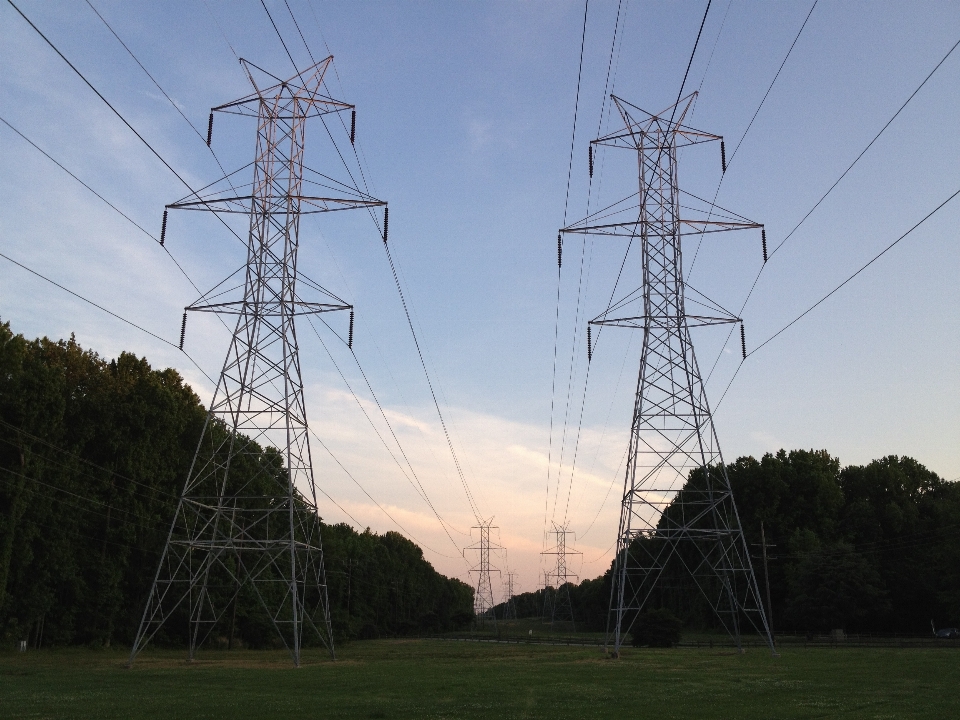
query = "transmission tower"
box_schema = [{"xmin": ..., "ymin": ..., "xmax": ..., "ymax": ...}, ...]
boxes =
[
  {"xmin": 464, "ymin": 519, "xmax": 502, "ymax": 627},
  {"xmin": 502, "ymin": 570, "xmax": 519, "ymax": 621},
  {"xmin": 561, "ymin": 93, "xmax": 774, "ymax": 656},
  {"xmin": 541, "ymin": 522, "xmax": 581, "ymax": 630},
  {"xmin": 128, "ymin": 57, "xmax": 385, "ymax": 667}
]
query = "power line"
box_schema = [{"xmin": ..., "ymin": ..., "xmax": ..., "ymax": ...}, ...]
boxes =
[
  {"xmin": 6, "ymin": 0, "xmax": 255, "ymax": 258},
  {"xmin": 728, "ymin": 1, "xmax": 818, "ymax": 167},
  {"xmin": 769, "ymin": 35, "xmax": 960, "ymax": 264},
  {"xmin": 703, "ymin": 30, "xmax": 960, "ymax": 397},
  {"xmin": 556, "ymin": 0, "xmax": 712, "ymax": 531},
  {"xmin": 0, "ymin": 419, "xmax": 178, "ymax": 500},
  {"xmin": 712, "ymin": 184, "xmax": 960, "ymax": 410},
  {"xmin": 6, "ymin": 0, "xmax": 198, "ymax": 200},
  {"xmin": 259, "ymin": 0, "xmax": 303, "ymax": 80},
  {"xmin": 686, "ymin": 0, "xmax": 817, "ymax": 280},
  {"xmin": 0, "ymin": 114, "xmax": 205, "ymax": 299},
  {"xmin": 669, "ymin": 0, "xmax": 713, "ymax": 123},
  {"xmin": 283, "ymin": 0, "xmax": 316, "ymax": 65},
  {"xmin": 82, "ymin": 0, "xmax": 240, "ymax": 190},
  {"xmin": 546, "ymin": 0, "xmax": 592, "ymax": 544},
  {"xmin": 0, "ymin": 249, "xmax": 208, "ymax": 376},
  {"xmin": 305, "ymin": 316, "xmax": 464, "ymax": 555},
  {"xmin": 381, "ymin": 238, "xmax": 482, "ymax": 523},
  {"xmin": 0, "ymin": 115, "xmax": 155, "ymax": 242},
  {"xmin": 747, "ymin": 185, "xmax": 960, "ymax": 358},
  {"xmin": 552, "ymin": 1, "xmax": 631, "ymax": 536},
  {"xmin": 265, "ymin": 4, "xmax": 485, "ymax": 529},
  {"xmin": 82, "ymin": 0, "xmax": 204, "ymax": 142},
  {"xmin": 175, "ymin": 3, "xmax": 469, "ymax": 561},
  {"xmin": 308, "ymin": 427, "xmax": 458, "ymax": 560}
]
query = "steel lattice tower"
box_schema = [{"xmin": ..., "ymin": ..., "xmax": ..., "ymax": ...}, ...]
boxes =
[
  {"xmin": 541, "ymin": 522, "xmax": 581, "ymax": 629},
  {"xmin": 502, "ymin": 571, "xmax": 518, "ymax": 621},
  {"xmin": 128, "ymin": 58, "xmax": 384, "ymax": 667},
  {"xmin": 464, "ymin": 519, "xmax": 501, "ymax": 627},
  {"xmin": 562, "ymin": 93, "xmax": 774, "ymax": 656}
]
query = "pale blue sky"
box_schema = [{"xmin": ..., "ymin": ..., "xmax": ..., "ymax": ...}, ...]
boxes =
[{"xmin": 1, "ymin": 0, "xmax": 958, "ymax": 587}]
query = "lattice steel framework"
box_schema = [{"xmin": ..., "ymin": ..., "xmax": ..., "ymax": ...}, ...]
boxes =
[
  {"xmin": 128, "ymin": 57, "xmax": 384, "ymax": 667},
  {"xmin": 562, "ymin": 93, "xmax": 774, "ymax": 656},
  {"xmin": 502, "ymin": 570, "xmax": 519, "ymax": 621},
  {"xmin": 541, "ymin": 522, "xmax": 581, "ymax": 629},
  {"xmin": 464, "ymin": 519, "xmax": 501, "ymax": 627}
]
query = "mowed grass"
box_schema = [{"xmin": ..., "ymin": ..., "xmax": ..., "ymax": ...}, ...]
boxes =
[{"xmin": 2, "ymin": 639, "xmax": 958, "ymax": 719}]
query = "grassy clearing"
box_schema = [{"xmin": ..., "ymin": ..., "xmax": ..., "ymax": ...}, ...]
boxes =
[{"xmin": 1, "ymin": 639, "xmax": 958, "ymax": 719}]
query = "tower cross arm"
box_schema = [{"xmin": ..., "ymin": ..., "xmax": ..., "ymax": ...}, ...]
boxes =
[
  {"xmin": 588, "ymin": 314, "xmax": 741, "ymax": 330},
  {"xmin": 561, "ymin": 219, "xmax": 762, "ymax": 238},
  {"xmin": 166, "ymin": 196, "xmax": 386, "ymax": 215},
  {"xmin": 591, "ymin": 128, "xmax": 721, "ymax": 151}
]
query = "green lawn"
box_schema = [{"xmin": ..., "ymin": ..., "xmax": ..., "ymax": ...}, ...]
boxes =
[{"xmin": 1, "ymin": 640, "xmax": 958, "ymax": 719}]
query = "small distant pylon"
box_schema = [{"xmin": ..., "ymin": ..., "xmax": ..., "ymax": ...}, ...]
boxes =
[
  {"xmin": 541, "ymin": 522, "xmax": 581, "ymax": 630},
  {"xmin": 502, "ymin": 570, "xmax": 519, "ymax": 621},
  {"xmin": 464, "ymin": 518, "xmax": 502, "ymax": 628}
]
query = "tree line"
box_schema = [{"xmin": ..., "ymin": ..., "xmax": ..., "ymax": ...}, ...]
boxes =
[
  {"xmin": 0, "ymin": 321, "xmax": 472, "ymax": 649},
  {"xmin": 501, "ymin": 451, "xmax": 960, "ymax": 636}
]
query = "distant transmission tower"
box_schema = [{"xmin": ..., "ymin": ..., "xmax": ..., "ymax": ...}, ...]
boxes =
[
  {"xmin": 561, "ymin": 93, "xmax": 774, "ymax": 656},
  {"xmin": 502, "ymin": 570, "xmax": 519, "ymax": 621},
  {"xmin": 128, "ymin": 57, "xmax": 384, "ymax": 667},
  {"xmin": 464, "ymin": 519, "xmax": 501, "ymax": 627},
  {"xmin": 541, "ymin": 522, "xmax": 581, "ymax": 630}
]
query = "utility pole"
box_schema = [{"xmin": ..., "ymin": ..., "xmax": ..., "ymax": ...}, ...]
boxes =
[
  {"xmin": 541, "ymin": 522, "xmax": 581, "ymax": 631},
  {"xmin": 464, "ymin": 518, "xmax": 502, "ymax": 628},
  {"xmin": 127, "ymin": 57, "xmax": 385, "ymax": 668},
  {"xmin": 562, "ymin": 93, "xmax": 775, "ymax": 656}
]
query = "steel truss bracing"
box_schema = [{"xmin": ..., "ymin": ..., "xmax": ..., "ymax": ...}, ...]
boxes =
[
  {"xmin": 464, "ymin": 519, "xmax": 502, "ymax": 627},
  {"xmin": 562, "ymin": 93, "xmax": 775, "ymax": 656},
  {"xmin": 502, "ymin": 571, "xmax": 519, "ymax": 621},
  {"xmin": 541, "ymin": 522, "xmax": 581, "ymax": 629},
  {"xmin": 128, "ymin": 57, "xmax": 385, "ymax": 667}
]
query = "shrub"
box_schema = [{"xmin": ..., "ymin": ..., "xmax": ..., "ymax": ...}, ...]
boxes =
[{"xmin": 630, "ymin": 608, "xmax": 683, "ymax": 648}]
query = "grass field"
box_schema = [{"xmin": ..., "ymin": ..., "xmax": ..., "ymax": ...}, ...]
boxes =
[{"xmin": 2, "ymin": 639, "xmax": 958, "ymax": 719}]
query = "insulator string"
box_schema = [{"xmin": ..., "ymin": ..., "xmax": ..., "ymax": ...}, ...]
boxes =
[
  {"xmin": 720, "ymin": 138, "xmax": 727, "ymax": 173},
  {"xmin": 557, "ymin": 232, "xmax": 562, "ymax": 269},
  {"xmin": 740, "ymin": 322, "xmax": 747, "ymax": 359},
  {"xmin": 350, "ymin": 109, "xmax": 356, "ymax": 145},
  {"xmin": 348, "ymin": 309, "xmax": 354, "ymax": 349},
  {"xmin": 205, "ymin": 112, "xmax": 213, "ymax": 146},
  {"xmin": 382, "ymin": 206, "xmax": 389, "ymax": 244},
  {"xmin": 762, "ymin": 227, "xmax": 768, "ymax": 263},
  {"xmin": 160, "ymin": 209, "xmax": 168, "ymax": 246},
  {"xmin": 586, "ymin": 325, "xmax": 592, "ymax": 362},
  {"xmin": 179, "ymin": 311, "xmax": 187, "ymax": 350},
  {"xmin": 588, "ymin": 145, "xmax": 593, "ymax": 178}
]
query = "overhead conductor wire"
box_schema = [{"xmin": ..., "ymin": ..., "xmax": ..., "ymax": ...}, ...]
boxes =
[
  {"xmin": 7, "ymin": 2, "xmax": 421, "ymax": 540},
  {"xmin": 685, "ymin": 0, "xmax": 818, "ymax": 281},
  {"xmin": 706, "ymin": 31, "xmax": 960, "ymax": 408},
  {"xmin": 544, "ymin": 0, "xmax": 591, "ymax": 562},
  {"xmin": 557, "ymin": 0, "xmax": 629, "ymax": 529},
  {"xmin": 258, "ymin": 4, "xmax": 483, "ymax": 538},
  {"xmin": 558, "ymin": 0, "xmax": 712, "ymax": 533}
]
